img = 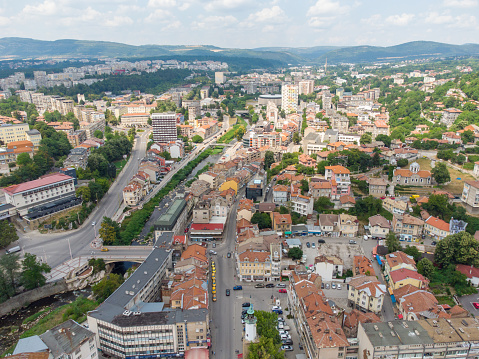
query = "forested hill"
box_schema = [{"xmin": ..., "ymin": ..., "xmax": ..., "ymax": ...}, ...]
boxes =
[{"xmin": 1, "ymin": 38, "xmax": 479, "ymax": 64}]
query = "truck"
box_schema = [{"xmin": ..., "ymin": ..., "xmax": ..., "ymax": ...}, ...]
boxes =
[{"xmin": 6, "ymin": 246, "xmax": 20, "ymax": 254}]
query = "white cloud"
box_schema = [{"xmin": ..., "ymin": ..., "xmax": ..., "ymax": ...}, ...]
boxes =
[
  {"xmin": 163, "ymin": 20, "xmax": 181, "ymax": 30},
  {"xmin": 193, "ymin": 15, "xmax": 238, "ymax": 29},
  {"xmin": 360, "ymin": 14, "xmax": 382, "ymax": 26},
  {"xmin": 245, "ymin": 5, "xmax": 287, "ymax": 23},
  {"xmin": 80, "ymin": 7, "xmax": 102, "ymax": 22},
  {"xmin": 448, "ymin": 14, "xmax": 477, "ymax": 28},
  {"xmin": 307, "ymin": 0, "xmax": 349, "ymax": 16},
  {"xmin": 145, "ymin": 9, "xmax": 173, "ymax": 23},
  {"xmin": 425, "ymin": 12, "xmax": 453, "ymax": 25},
  {"xmin": 443, "ymin": 0, "xmax": 477, "ymax": 7},
  {"xmin": 385, "ymin": 13, "xmax": 414, "ymax": 26},
  {"xmin": 308, "ymin": 16, "xmax": 336, "ymax": 28},
  {"xmin": 117, "ymin": 5, "xmax": 142, "ymax": 13},
  {"xmin": 104, "ymin": 15, "xmax": 134, "ymax": 27},
  {"xmin": 22, "ymin": 0, "xmax": 58, "ymax": 16},
  {"xmin": 148, "ymin": 0, "xmax": 177, "ymax": 7},
  {"xmin": 0, "ymin": 16, "xmax": 11, "ymax": 26},
  {"xmin": 204, "ymin": 0, "xmax": 252, "ymax": 11}
]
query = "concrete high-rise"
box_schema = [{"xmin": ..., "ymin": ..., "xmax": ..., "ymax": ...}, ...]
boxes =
[
  {"xmin": 281, "ymin": 84, "xmax": 298, "ymax": 113},
  {"xmin": 152, "ymin": 112, "xmax": 177, "ymax": 143}
]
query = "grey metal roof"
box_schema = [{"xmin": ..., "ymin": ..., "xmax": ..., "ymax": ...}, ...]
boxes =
[
  {"xmin": 26, "ymin": 129, "xmax": 41, "ymax": 135},
  {"xmin": 39, "ymin": 320, "xmax": 94, "ymax": 357},
  {"xmin": 110, "ymin": 308, "xmax": 207, "ymax": 328},
  {"xmin": 13, "ymin": 336, "xmax": 48, "ymax": 355},
  {"xmin": 361, "ymin": 320, "xmax": 433, "ymax": 347}
]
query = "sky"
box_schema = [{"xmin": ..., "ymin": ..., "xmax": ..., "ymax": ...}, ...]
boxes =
[{"xmin": 0, "ymin": 0, "xmax": 478, "ymax": 49}]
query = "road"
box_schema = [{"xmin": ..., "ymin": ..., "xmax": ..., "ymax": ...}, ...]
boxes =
[{"xmin": 10, "ymin": 131, "xmax": 220, "ymax": 269}]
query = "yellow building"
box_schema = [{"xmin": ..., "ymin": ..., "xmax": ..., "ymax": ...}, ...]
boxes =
[
  {"xmin": 219, "ymin": 179, "xmax": 238, "ymax": 195},
  {"xmin": 237, "ymin": 250, "xmax": 272, "ymax": 282},
  {"xmin": 0, "ymin": 123, "xmax": 31, "ymax": 145},
  {"xmin": 348, "ymin": 275, "xmax": 386, "ymax": 314},
  {"xmin": 389, "ymin": 268, "xmax": 429, "ymax": 290},
  {"xmin": 384, "ymin": 251, "xmax": 417, "ymax": 277}
]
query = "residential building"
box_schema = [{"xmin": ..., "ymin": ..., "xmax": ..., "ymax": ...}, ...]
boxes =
[
  {"xmin": 298, "ymin": 154, "xmax": 317, "ymax": 167},
  {"xmin": 384, "ymin": 251, "xmax": 417, "ymax": 277},
  {"xmin": 353, "ymin": 256, "xmax": 375, "ymax": 277},
  {"xmin": 318, "ymin": 214, "xmax": 340, "ymax": 236},
  {"xmin": 461, "ymin": 180, "xmax": 479, "ymax": 213},
  {"xmin": 368, "ymin": 178, "xmax": 387, "ymax": 197},
  {"xmin": 348, "ymin": 275, "xmax": 386, "ymax": 314},
  {"xmin": 342, "ymin": 310, "xmax": 380, "ymax": 338},
  {"xmin": 382, "ymin": 197, "xmax": 408, "ymax": 215},
  {"xmin": 298, "ymin": 80, "xmax": 314, "ymax": 95},
  {"xmin": 389, "ymin": 268, "xmax": 429, "ymax": 290},
  {"xmin": 120, "ymin": 113, "xmax": 150, "ymax": 127},
  {"xmin": 192, "ymin": 201, "xmax": 211, "ymax": 224},
  {"xmin": 368, "ymin": 214, "xmax": 390, "ymax": 239},
  {"xmin": 393, "ymin": 162, "xmax": 432, "ymax": 185},
  {"xmin": 0, "ymin": 123, "xmax": 30, "ymax": 145},
  {"xmin": 63, "ymin": 147, "xmax": 89, "ymax": 169},
  {"xmin": 441, "ymin": 108, "xmax": 462, "ymax": 127},
  {"xmin": 392, "ymin": 214, "xmax": 424, "ymax": 241},
  {"xmin": 13, "ymin": 320, "xmax": 98, "ymax": 359},
  {"xmin": 271, "ymin": 212, "xmax": 292, "ymax": 234},
  {"xmin": 237, "ymin": 250, "xmax": 273, "ymax": 282},
  {"xmin": 325, "ymin": 165, "xmax": 351, "ymax": 197},
  {"xmin": 394, "ymin": 286, "xmax": 448, "ymax": 320},
  {"xmin": 273, "ymin": 184, "xmax": 289, "ymax": 203},
  {"xmin": 198, "ymin": 171, "xmax": 223, "ymax": 189},
  {"xmin": 152, "ymin": 112, "xmax": 177, "ymax": 143},
  {"xmin": 456, "ymin": 264, "xmax": 479, "ymax": 287},
  {"xmin": 80, "ymin": 120, "xmax": 105, "ymax": 139},
  {"xmin": 309, "ymin": 181, "xmax": 332, "ymax": 198},
  {"xmin": 219, "ymin": 179, "xmax": 238, "ymax": 195},
  {"xmin": 281, "ymin": 83, "xmax": 298, "ymax": 113},
  {"xmin": 88, "ymin": 233, "xmax": 210, "ymax": 358},
  {"xmin": 424, "ymin": 216, "xmax": 450, "ymax": 240},
  {"xmin": 67, "ymin": 130, "xmax": 87, "ymax": 147},
  {"xmin": 25, "ymin": 129, "xmax": 42, "ymax": 150},
  {"xmin": 2, "ymin": 173, "xmax": 76, "ymax": 217},
  {"xmin": 291, "ymin": 194, "xmax": 314, "ymax": 216},
  {"xmin": 314, "ymin": 255, "xmax": 343, "ymax": 282},
  {"xmin": 339, "ymin": 213, "xmax": 358, "ymax": 237}
]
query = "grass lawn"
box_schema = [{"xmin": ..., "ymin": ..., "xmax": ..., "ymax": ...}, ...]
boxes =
[
  {"xmin": 416, "ymin": 157, "xmax": 432, "ymax": 171},
  {"xmin": 114, "ymin": 157, "xmax": 129, "ymax": 172},
  {"xmin": 435, "ymin": 295, "xmax": 456, "ymax": 307}
]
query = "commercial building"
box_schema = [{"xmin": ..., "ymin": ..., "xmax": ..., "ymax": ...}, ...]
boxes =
[
  {"xmin": 152, "ymin": 112, "xmax": 177, "ymax": 143},
  {"xmin": 87, "ymin": 232, "xmax": 210, "ymax": 358},
  {"xmin": 120, "ymin": 113, "xmax": 150, "ymax": 128},
  {"xmin": 2, "ymin": 173, "xmax": 76, "ymax": 217},
  {"xmin": 392, "ymin": 214, "xmax": 424, "ymax": 241},
  {"xmin": 358, "ymin": 318, "xmax": 479, "ymax": 359},
  {"xmin": 0, "ymin": 123, "xmax": 31, "ymax": 145},
  {"xmin": 154, "ymin": 196, "xmax": 187, "ymax": 235}
]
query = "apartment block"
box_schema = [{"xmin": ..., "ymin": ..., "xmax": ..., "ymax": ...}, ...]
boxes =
[
  {"xmin": 348, "ymin": 275, "xmax": 386, "ymax": 314},
  {"xmin": 461, "ymin": 180, "xmax": 479, "ymax": 213},
  {"xmin": 152, "ymin": 112, "xmax": 177, "ymax": 143},
  {"xmin": 281, "ymin": 83, "xmax": 298, "ymax": 113}
]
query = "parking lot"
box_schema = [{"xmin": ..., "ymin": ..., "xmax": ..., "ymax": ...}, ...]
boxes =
[{"xmin": 458, "ymin": 293, "xmax": 479, "ymax": 316}]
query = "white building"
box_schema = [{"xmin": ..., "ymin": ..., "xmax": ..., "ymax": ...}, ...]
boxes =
[
  {"xmin": 1, "ymin": 173, "xmax": 76, "ymax": 216},
  {"xmin": 290, "ymin": 194, "xmax": 313, "ymax": 216},
  {"xmin": 314, "ymin": 255, "xmax": 343, "ymax": 282},
  {"xmin": 152, "ymin": 112, "xmax": 177, "ymax": 143},
  {"xmin": 281, "ymin": 84, "xmax": 298, "ymax": 113}
]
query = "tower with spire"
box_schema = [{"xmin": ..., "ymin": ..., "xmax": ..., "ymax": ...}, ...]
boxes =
[{"xmin": 244, "ymin": 305, "xmax": 257, "ymax": 342}]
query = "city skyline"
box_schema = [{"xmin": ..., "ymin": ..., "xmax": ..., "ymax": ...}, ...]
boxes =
[{"xmin": 0, "ymin": 0, "xmax": 478, "ymax": 49}]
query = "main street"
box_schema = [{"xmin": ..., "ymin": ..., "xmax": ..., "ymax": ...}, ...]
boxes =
[{"xmin": 11, "ymin": 130, "xmax": 220, "ymax": 269}]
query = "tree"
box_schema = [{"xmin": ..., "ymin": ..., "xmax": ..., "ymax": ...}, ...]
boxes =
[
  {"xmin": 375, "ymin": 134, "xmax": 391, "ymax": 147},
  {"xmin": 385, "ymin": 232, "xmax": 402, "ymax": 253},
  {"xmin": 435, "ymin": 232, "xmax": 479, "ymax": 268},
  {"xmin": 247, "ymin": 336, "xmax": 284, "ymax": 359},
  {"xmin": 92, "ymin": 273, "xmax": 124, "ymax": 303},
  {"xmin": 255, "ymin": 310, "xmax": 282, "ymax": 344},
  {"xmin": 21, "ymin": 253, "xmax": 51, "ymax": 290},
  {"xmin": 0, "ymin": 220, "xmax": 19, "ymax": 248},
  {"xmin": 360, "ymin": 133, "xmax": 372, "ymax": 144},
  {"xmin": 234, "ymin": 125, "xmax": 246, "ymax": 141},
  {"xmin": 432, "ymin": 162, "xmax": 450, "ymax": 184},
  {"xmin": 264, "ymin": 151, "xmax": 275, "ymax": 171},
  {"xmin": 417, "ymin": 258, "xmax": 434, "ymax": 278},
  {"xmin": 314, "ymin": 196, "xmax": 334, "ymax": 212},
  {"xmin": 251, "ymin": 212, "xmax": 272, "ymax": 230},
  {"xmin": 461, "ymin": 130, "xmax": 475, "ymax": 144},
  {"xmin": 75, "ymin": 187, "xmax": 91, "ymax": 202},
  {"xmin": 288, "ymin": 247, "xmax": 303, "ymax": 260},
  {"xmin": 88, "ymin": 258, "xmax": 106, "ymax": 273},
  {"xmin": 403, "ymin": 246, "xmax": 421, "ymax": 262},
  {"xmin": 16, "ymin": 152, "xmax": 33, "ymax": 166},
  {"xmin": 99, "ymin": 217, "xmax": 119, "ymax": 245},
  {"xmin": 93, "ymin": 130, "xmax": 104, "ymax": 139},
  {"xmin": 292, "ymin": 132, "xmax": 301, "ymax": 144},
  {"xmin": 300, "ymin": 179, "xmax": 309, "ymax": 195},
  {"xmin": 192, "ymin": 135, "xmax": 204, "ymax": 143},
  {"xmin": 422, "ymin": 194, "xmax": 453, "ymax": 220},
  {"xmin": 0, "ymin": 253, "xmax": 20, "ymax": 290},
  {"xmin": 372, "ymin": 151, "xmax": 381, "ymax": 166},
  {"xmin": 397, "ymin": 158, "xmax": 409, "ymax": 167}
]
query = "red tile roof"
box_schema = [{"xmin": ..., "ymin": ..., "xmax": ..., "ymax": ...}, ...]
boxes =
[
  {"xmin": 2, "ymin": 173, "xmax": 73, "ymax": 195},
  {"xmin": 456, "ymin": 264, "xmax": 479, "ymax": 279}
]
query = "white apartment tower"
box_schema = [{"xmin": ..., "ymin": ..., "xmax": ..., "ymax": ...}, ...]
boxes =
[
  {"xmin": 281, "ymin": 83, "xmax": 298, "ymax": 113},
  {"xmin": 152, "ymin": 112, "xmax": 177, "ymax": 143},
  {"xmin": 298, "ymin": 80, "xmax": 314, "ymax": 95}
]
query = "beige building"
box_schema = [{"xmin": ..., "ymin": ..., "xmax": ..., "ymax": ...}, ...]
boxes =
[
  {"xmin": 348, "ymin": 275, "xmax": 386, "ymax": 314},
  {"xmin": 192, "ymin": 201, "xmax": 211, "ymax": 223},
  {"xmin": 382, "ymin": 197, "xmax": 408, "ymax": 215},
  {"xmin": 424, "ymin": 215, "xmax": 450, "ymax": 240},
  {"xmin": 392, "ymin": 214, "xmax": 424, "ymax": 241},
  {"xmin": 120, "ymin": 113, "xmax": 150, "ymax": 128},
  {"xmin": 393, "ymin": 162, "xmax": 432, "ymax": 186},
  {"xmin": 25, "ymin": 129, "xmax": 42, "ymax": 150},
  {"xmin": 368, "ymin": 177, "xmax": 388, "ymax": 197},
  {"xmin": 0, "ymin": 123, "xmax": 30, "ymax": 145},
  {"xmin": 308, "ymin": 181, "xmax": 332, "ymax": 198},
  {"xmin": 368, "ymin": 214, "xmax": 390, "ymax": 239},
  {"xmin": 237, "ymin": 250, "xmax": 272, "ymax": 282},
  {"xmin": 384, "ymin": 251, "xmax": 417, "ymax": 277},
  {"xmin": 122, "ymin": 182, "xmax": 143, "ymax": 206},
  {"xmin": 461, "ymin": 180, "xmax": 479, "ymax": 213},
  {"xmin": 198, "ymin": 171, "xmax": 223, "ymax": 189},
  {"xmin": 339, "ymin": 213, "xmax": 359, "ymax": 237}
]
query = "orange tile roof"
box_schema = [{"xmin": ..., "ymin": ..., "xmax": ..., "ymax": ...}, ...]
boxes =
[
  {"xmin": 425, "ymin": 216, "xmax": 449, "ymax": 232},
  {"xmin": 325, "ymin": 165, "xmax": 350, "ymax": 174}
]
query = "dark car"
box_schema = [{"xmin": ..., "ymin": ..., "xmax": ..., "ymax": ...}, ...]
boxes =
[
  {"xmin": 227, "ymin": 252, "xmax": 231, "ymax": 258},
  {"xmin": 255, "ymin": 283, "xmax": 265, "ymax": 288},
  {"xmin": 242, "ymin": 302, "xmax": 251, "ymax": 308},
  {"xmin": 282, "ymin": 339, "xmax": 293, "ymax": 345},
  {"xmin": 431, "ymin": 241, "xmax": 437, "ymax": 246},
  {"xmin": 272, "ymin": 309, "xmax": 283, "ymax": 315},
  {"xmin": 265, "ymin": 283, "xmax": 275, "ymax": 288},
  {"xmin": 233, "ymin": 285, "xmax": 243, "ymax": 290},
  {"xmin": 306, "ymin": 242, "xmax": 311, "ymax": 248},
  {"xmin": 318, "ymin": 239, "xmax": 325, "ymax": 243},
  {"xmin": 321, "ymin": 283, "xmax": 324, "ymax": 289},
  {"xmin": 242, "ymin": 309, "xmax": 248, "ymax": 315},
  {"xmin": 226, "ymin": 289, "xmax": 230, "ymax": 296}
]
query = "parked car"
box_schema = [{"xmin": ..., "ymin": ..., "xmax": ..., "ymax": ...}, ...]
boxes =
[
  {"xmin": 281, "ymin": 345, "xmax": 293, "ymax": 351},
  {"xmin": 233, "ymin": 285, "xmax": 243, "ymax": 290},
  {"xmin": 337, "ymin": 284, "xmax": 342, "ymax": 290},
  {"xmin": 277, "ymin": 317, "xmax": 285, "ymax": 322},
  {"xmin": 227, "ymin": 252, "xmax": 231, "ymax": 258},
  {"xmin": 278, "ymin": 329, "xmax": 289, "ymax": 335},
  {"xmin": 272, "ymin": 309, "xmax": 283, "ymax": 315},
  {"xmin": 318, "ymin": 239, "xmax": 325, "ymax": 243},
  {"xmin": 431, "ymin": 241, "xmax": 437, "ymax": 246},
  {"xmin": 209, "ymin": 250, "xmax": 217, "ymax": 255},
  {"xmin": 255, "ymin": 283, "xmax": 265, "ymax": 288},
  {"xmin": 266, "ymin": 283, "xmax": 275, "ymax": 288},
  {"xmin": 349, "ymin": 240, "xmax": 357, "ymax": 244},
  {"xmin": 280, "ymin": 334, "xmax": 291, "ymax": 340},
  {"xmin": 277, "ymin": 322, "xmax": 284, "ymax": 329},
  {"xmin": 281, "ymin": 338, "xmax": 293, "ymax": 345},
  {"xmin": 321, "ymin": 283, "xmax": 324, "ymax": 289},
  {"xmin": 226, "ymin": 289, "xmax": 230, "ymax": 296},
  {"xmin": 325, "ymin": 283, "xmax": 330, "ymax": 289},
  {"xmin": 473, "ymin": 302, "xmax": 479, "ymax": 309},
  {"xmin": 311, "ymin": 242, "xmax": 316, "ymax": 248},
  {"xmin": 306, "ymin": 242, "xmax": 311, "ymax": 248},
  {"xmin": 242, "ymin": 309, "xmax": 248, "ymax": 315},
  {"xmin": 242, "ymin": 302, "xmax": 251, "ymax": 307},
  {"xmin": 279, "ymin": 289, "xmax": 287, "ymax": 293},
  {"xmin": 331, "ymin": 283, "xmax": 337, "ymax": 289},
  {"xmin": 272, "ymin": 306, "xmax": 282, "ymax": 311},
  {"xmin": 277, "ymin": 283, "xmax": 286, "ymax": 288}
]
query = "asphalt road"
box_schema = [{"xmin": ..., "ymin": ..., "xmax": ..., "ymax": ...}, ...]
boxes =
[{"xmin": 9, "ymin": 131, "xmax": 220, "ymax": 269}]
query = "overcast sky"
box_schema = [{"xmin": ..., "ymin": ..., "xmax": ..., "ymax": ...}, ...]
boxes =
[{"xmin": 0, "ymin": 0, "xmax": 478, "ymax": 48}]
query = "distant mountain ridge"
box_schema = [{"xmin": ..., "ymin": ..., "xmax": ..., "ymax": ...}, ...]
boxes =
[{"xmin": 0, "ymin": 38, "xmax": 478, "ymax": 65}]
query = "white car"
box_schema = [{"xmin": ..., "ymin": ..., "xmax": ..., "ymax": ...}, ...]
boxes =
[
  {"xmin": 272, "ymin": 306, "xmax": 282, "ymax": 311},
  {"xmin": 92, "ymin": 221, "xmax": 96, "ymax": 226},
  {"xmin": 337, "ymin": 284, "xmax": 342, "ymax": 290},
  {"xmin": 278, "ymin": 329, "xmax": 289, "ymax": 335},
  {"xmin": 281, "ymin": 345, "xmax": 293, "ymax": 351},
  {"xmin": 277, "ymin": 322, "xmax": 284, "ymax": 329},
  {"xmin": 280, "ymin": 334, "xmax": 292, "ymax": 340},
  {"xmin": 331, "ymin": 283, "xmax": 337, "ymax": 289}
]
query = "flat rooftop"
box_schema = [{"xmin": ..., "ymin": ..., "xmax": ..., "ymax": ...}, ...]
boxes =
[{"xmin": 361, "ymin": 320, "xmax": 433, "ymax": 347}]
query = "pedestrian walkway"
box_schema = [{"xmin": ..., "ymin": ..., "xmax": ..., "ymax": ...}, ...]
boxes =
[{"xmin": 46, "ymin": 256, "xmax": 89, "ymax": 282}]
